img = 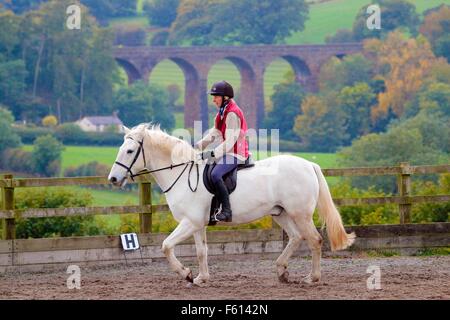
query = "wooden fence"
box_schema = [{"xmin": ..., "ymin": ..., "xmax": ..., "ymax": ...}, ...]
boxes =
[{"xmin": 1, "ymin": 162, "xmax": 449, "ymax": 241}]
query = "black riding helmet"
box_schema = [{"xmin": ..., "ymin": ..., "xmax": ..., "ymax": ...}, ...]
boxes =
[{"xmin": 208, "ymin": 80, "xmax": 234, "ymax": 98}]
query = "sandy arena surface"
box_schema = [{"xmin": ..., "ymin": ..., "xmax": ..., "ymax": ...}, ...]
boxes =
[{"xmin": 0, "ymin": 253, "xmax": 449, "ymax": 300}]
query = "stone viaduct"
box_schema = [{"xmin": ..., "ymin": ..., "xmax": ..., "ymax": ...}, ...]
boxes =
[{"xmin": 113, "ymin": 43, "xmax": 363, "ymax": 131}]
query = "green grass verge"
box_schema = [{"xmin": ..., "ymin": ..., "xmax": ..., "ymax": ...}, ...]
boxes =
[{"xmin": 414, "ymin": 247, "xmax": 450, "ymax": 256}]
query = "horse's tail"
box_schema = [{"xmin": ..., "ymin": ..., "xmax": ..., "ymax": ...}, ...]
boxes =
[{"xmin": 312, "ymin": 163, "xmax": 355, "ymax": 251}]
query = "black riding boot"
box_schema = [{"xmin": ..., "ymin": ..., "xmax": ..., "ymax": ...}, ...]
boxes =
[{"xmin": 213, "ymin": 179, "xmax": 232, "ymax": 222}]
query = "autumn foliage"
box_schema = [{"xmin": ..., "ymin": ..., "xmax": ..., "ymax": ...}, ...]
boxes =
[{"xmin": 366, "ymin": 32, "xmax": 446, "ymax": 120}]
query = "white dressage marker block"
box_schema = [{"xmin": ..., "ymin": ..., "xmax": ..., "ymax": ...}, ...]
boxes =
[{"xmin": 120, "ymin": 233, "xmax": 140, "ymax": 251}]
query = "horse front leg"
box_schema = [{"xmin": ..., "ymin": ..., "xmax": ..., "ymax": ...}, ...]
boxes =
[
  {"xmin": 193, "ymin": 227, "xmax": 210, "ymax": 286},
  {"xmin": 161, "ymin": 218, "xmax": 199, "ymax": 283}
]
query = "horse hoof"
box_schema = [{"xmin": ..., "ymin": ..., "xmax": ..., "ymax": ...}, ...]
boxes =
[
  {"xmin": 278, "ymin": 271, "xmax": 290, "ymax": 283},
  {"xmin": 193, "ymin": 277, "xmax": 209, "ymax": 287},
  {"xmin": 185, "ymin": 270, "xmax": 193, "ymax": 283},
  {"xmin": 302, "ymin": 274, "xmax": 320, "ymax": 284}
]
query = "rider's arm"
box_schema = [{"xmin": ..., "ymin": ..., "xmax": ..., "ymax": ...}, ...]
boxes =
[
  {"xmin": 195, "ymin": 127, "xmax": 222, "ymax": 150},
  {"xmin": 213, "ymin": 112, "xmax": 241, "ymax": 159}
]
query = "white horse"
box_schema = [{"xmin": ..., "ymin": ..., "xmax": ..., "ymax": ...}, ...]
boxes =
[{"xmin": 108, "ymin": 124, "xmax": 355, "ymax": 286}]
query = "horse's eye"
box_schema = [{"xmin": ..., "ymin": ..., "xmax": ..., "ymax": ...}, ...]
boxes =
[{"xmin": 127, "ymin": 150, "xmax": 133, "ymax": 154}]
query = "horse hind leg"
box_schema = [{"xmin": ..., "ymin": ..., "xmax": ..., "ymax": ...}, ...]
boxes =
[
  {"xmin": 273, "ymin": 211, "xmax": 303, "ymax": 283},
  {"xmin": 292, "ymin": 214, "xmax": 323, "ymax": 283}
]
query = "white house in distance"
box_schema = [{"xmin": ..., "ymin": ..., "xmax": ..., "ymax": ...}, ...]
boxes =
[{"xmin": 75, "ymin": 113, "xmax": 124, "ymax": 133}]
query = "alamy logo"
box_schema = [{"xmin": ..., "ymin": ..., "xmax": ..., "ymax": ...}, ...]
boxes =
[
  {"xmin": 66, "ymin": 4, "xmax": 81, "ymax": 30},
  {"xmin": 366, "ymin": 265, "xmax": 381, "ymax": 290},
  {"xmin": 66, "ymin": 265, "xmax": 81, "ymax": 289},
  {"xmin": 366, "ymin": 5, "xmax": 381, "ymax": 30}
]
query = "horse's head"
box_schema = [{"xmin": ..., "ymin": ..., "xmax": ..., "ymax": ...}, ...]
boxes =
[{"xmin": 108, "ymin": 124, "xmax": 148, "ymax": 187}]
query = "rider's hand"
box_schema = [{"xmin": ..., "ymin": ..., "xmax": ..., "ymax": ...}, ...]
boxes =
[{"xmin": 196, "ymin": 150, "xmax": 215, "ymax": 161}]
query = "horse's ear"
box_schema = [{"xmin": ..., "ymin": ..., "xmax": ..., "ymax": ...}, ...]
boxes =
[{"xmin": 122, "ymin": 125, "xmax": 131, "ymax": 135}]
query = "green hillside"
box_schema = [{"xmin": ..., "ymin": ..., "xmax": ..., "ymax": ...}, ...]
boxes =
[{"xmin": 287, "ymin": 0, "xmax": 448, "ymax": 44}]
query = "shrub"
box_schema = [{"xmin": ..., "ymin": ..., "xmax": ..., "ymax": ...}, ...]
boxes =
[
  {"xmin": 0, "ymin": 107, "xmax": 22, "ymax": 153},
  {"xmin": 330, "ymin": 181, "xmax": 399, "ymax": 225},
  {"xmin": 55, "ymin": 123, "xmax": 123, "ymax": 146},
  {"xmin": 42, "ymin": 115, "xmax": 58, "ymax": 127},
  {"xmin": 0, "ymin": 148, "xmax": 34, "ymax": 174},
  {"xmin": 13, "ymin": 188, "xmax": 98, "ymax": 239},
  {"xmin": 411, "ymin": 174, "xmax": 450, "ymax": 223},
  {"xmin": 13, "ymin": 125, "xmax": 53, "ymax": 144},
  {"xmin": 64, "ymin": 161, "xmax": 110, "ymax": 177},
  {"xmin": 114, "ymin": 27, "xmax": 147, "ymax": 46},
  {"xmin": 32, "ymin": 135, "xmax": 64, "ymax": 177},
  {"xmin": 55, "ymin": 123, "xmax": 87, "ymax": 144}
]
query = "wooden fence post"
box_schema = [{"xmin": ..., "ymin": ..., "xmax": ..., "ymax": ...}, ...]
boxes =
[
  {"xmin": 2, "ymin": 174, "xmax": 15, "ymax": 240},
  {"xmin": 139, "ymin": 182, "xmax": 152, "ymax": 233},
  {"xmin": 398, "ymin": 162, "xmax": 412, "ymax": 224}
]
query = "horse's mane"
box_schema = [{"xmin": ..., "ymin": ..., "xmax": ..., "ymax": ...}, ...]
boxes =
[{"xmin": 129, "ymin": 123, "xmax": 195, "ymax": 163}]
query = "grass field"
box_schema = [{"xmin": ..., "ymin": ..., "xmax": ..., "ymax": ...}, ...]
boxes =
[{"xmin": 23, "ymin": 145, "xmax": 119, "ymax": 171}]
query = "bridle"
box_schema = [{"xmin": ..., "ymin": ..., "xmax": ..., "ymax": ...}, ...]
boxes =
[
  {"xmin": 114, "ymin": 137, "xmax": 147, "ymax": 181},
  {"xmin": 114, "ymin": 136, "xmax": 199, "ymax": 193}
]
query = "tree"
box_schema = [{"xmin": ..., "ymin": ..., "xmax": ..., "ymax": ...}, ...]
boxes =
[
  {"xmin": 113, "ymin": 81, "xmax": 175, "ymax": 131},
  {"xmin": 337, "ymin": 82, "xmax": 376, "ymax": 142},
  {"xmin": 367, "ymin": 32, "xmax": 445, "ymax": 121},
  {"xmin": 80, "ymin": 0, "xmax": 137, "ymax": 25},
  {"xmin": 170, "ymin": 0, "xmax": 309, "ymax": 45},
  {"xmin": 167, "ymin": 84, "xmax": 182, "ymax": 110},
  {"xmin": 325, "ymin": 29, "xmax": 355, "ymax": 44},
  {"xmin": 32, "ymin": 134, "xmax": 64, "ymax": 177},
  {"xmin": 337, "ymin": 110, "xmax": 449, "ymax": 192},
  {"xmin": 420, "ymin": 5, "xmax": 450, "ymax": 62},
  {"xmin": 144, "ymin": 0, "xmax": 179, "ymax": 28},
  {"xmin": 0, "ymin": 59, "xmax": 28, "ymax": 109},
  {"xmin": 319, "ymin": 54, "xmax": 374, "ymax": 92},
  {"xmin": 294, "ymin": 95, "xmax": 349, "ymax": 152},
  {"xmin": 80, "ymin": 28, "xmax": 118, "ymax": 118},
  {"xmin": 405, "ymin": 81, "xmax": 450, "ymax": 119},
  {"xmin": 2, "ymin": 0, "xmax": 44, "ymax": 14},
  {"xmin": 352, "ymin": 0, "xmax": 420, "ymax": 41},
  {"xmin": 0, "ymin": 10, "xmax": 22, "ymax": 57},
  {"xmin": 264, "ymin": 78, "xmax": 305, "ymax": 141},
  {"xmin": 0, "ymin": 106, "xmax": 21, "ymax": 154},
  {"xmin": 17, "ymin": 0, "xmax": 119, "ymax": 123}
]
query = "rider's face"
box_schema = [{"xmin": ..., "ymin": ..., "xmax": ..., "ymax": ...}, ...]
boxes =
[{"xmin": 212, "ymin": 95, "xmax": 223, "ymax": 108}]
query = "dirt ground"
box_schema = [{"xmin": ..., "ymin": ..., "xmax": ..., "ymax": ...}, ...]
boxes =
[{"xmin": 0, "ymin": 253, "xmax": 449, "ymax": 300}]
